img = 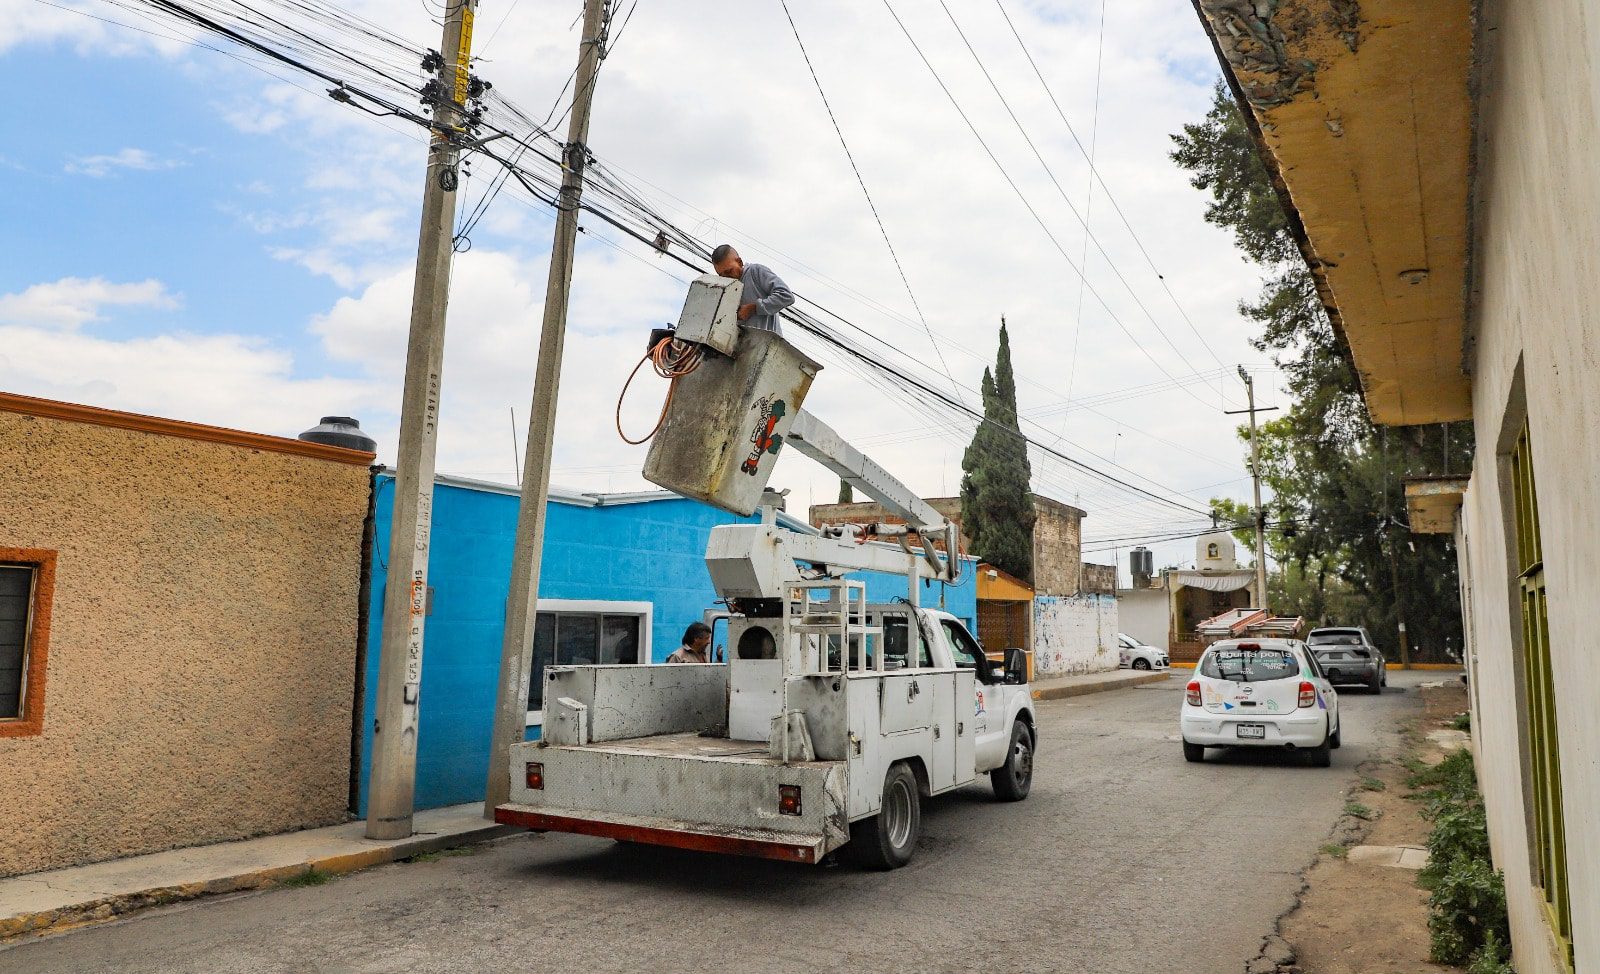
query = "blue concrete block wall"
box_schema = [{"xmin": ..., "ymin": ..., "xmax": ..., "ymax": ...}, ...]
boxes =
[{"xmin": 358, "ymin": 473, "xmax": 977, "ymax": 813}]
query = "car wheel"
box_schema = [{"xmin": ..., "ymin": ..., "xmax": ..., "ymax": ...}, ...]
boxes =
[
  {"xmin": 1368, "ymin": 671, "xmax": 1382, "ymax": 694},
  {"xmin": 850, "ymin": 762, "xmax": 921, "ymax": 869},
  {"xmin": 1330, "ymin": 720, "xmax": 1342, "ymax": 749},
  {"xmin": 1182, "ymin": 740, "xmax": 1205, "ymax": 763},
  {"xmin": 1132, "ymin": 658, "xmax": 1151, "ymax": 671},
  {"xmin": 1305, "ymin": 722, "xmax": 1333, "ymax": 767},
  {"xmin": 991, "ymin": 722, "xmax": 1034, "ymax": 801}
]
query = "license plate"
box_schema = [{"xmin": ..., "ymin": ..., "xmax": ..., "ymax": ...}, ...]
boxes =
[{"xmin": 1236, "ymin": 724, "xmax": 1266, "ymax": 739}]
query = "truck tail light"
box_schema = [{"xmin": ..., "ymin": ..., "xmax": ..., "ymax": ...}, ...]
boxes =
[
  {"xmin": 778, "ymin": 784, "xmax": 802, "ymax": 816},
  {"xmin": 524, "ymin": 761, "xmax": 544, "ymax": 790},
  {"xmin": 1186, "ymin": 681, "xmax": 1201, "ymax": 707},
  {"xmin": 1298, "ymin": 682, "xmax": 1316, "ymax": 709}
]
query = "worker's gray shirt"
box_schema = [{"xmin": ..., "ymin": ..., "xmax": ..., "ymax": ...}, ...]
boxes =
[{"xmin": 739, "ymin": 263, "xmax": 794, "ymax": 335}]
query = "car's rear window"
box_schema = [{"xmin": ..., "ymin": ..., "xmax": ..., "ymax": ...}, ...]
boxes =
[
  {"xmin": 1309, "ymin": 631, "xmax": 1363, "ymax": 646},
  {"xmin": 1201, "ymin": 647, "xmax": 1301, "ymax": 683}
]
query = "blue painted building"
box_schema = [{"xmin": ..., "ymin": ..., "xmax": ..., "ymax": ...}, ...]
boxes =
[{"xmin": 357, "ymin": 472, "xmax": 977, "ymax": 813}]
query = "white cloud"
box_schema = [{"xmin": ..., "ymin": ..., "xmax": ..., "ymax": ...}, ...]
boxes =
[
  {"xmin": 64, "ymin": 147, "xmax": 184, "ymax": 178},
  {"xmin": 0, "ymin": 277, "xmax": 181, "ymax": 329},
  {"xmin": 14, "ymin": 0, "xmax": 1279, "ymax": 579}
]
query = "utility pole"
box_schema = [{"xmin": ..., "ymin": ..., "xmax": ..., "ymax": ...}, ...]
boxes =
[
  {"xmin": 365, "ymin": 0, "xmax": 477, "ymax": 841},
  {"xmin": 484, "ymin": 0, "xmax": 609, "ymax": 817},
  {"xmin": 1227, "ymin": 367, "xmax": 1272, "ymax": 614}
]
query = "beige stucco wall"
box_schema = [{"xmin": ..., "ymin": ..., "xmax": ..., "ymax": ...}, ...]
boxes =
[
  {"xmin": 0, "ymin": 409, "xmax": 371, "ymax": 878},
  {"xmin": 1455, "ymin": 0, "xmax": 1600, "ymax": 968}
]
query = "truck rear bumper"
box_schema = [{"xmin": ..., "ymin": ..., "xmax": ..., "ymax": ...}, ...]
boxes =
[{"xmin": 495, "ymin": 803, "xmax": 827, "ymax": 864}]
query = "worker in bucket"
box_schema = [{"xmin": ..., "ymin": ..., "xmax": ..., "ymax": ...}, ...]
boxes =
[
  {"xmin": 711, "ymin": 244, "xmax": 793, "ymax": 336},
  {"xmin": 666, "ymin": 622, "xmax": 716, "ymax": 664}
]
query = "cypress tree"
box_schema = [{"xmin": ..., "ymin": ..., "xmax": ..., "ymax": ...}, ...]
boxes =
[
  {"xmin": 837, "ymin": 479, "xmax": 853, "ymax": 504},
  {"xmin": 960, "ymin": 320, "xmax": 1035, "ymax": 581}
]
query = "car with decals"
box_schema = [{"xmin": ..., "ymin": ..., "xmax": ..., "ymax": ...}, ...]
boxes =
[{"xmin": 1179, "ymin": 639, "xmax": 1341, "ymax": 767}]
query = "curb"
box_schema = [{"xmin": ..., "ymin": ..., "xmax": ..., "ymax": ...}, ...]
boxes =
[
  {"xmin": 1032, "ymin": 670, "xmax": 1170, "ymax": 701},
  {"xmin": 0, "ymin": 822, "xmax": 518, "ymax": 942}
]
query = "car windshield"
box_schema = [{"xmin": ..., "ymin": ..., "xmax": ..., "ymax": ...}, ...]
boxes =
[
  {"xmin": 1201, "ymin": 646, "xmax": 1300, "ymax": 683},
  {"xmin": 1309, "ymin": 632, "xmax": 1364, "ymax": 646}
]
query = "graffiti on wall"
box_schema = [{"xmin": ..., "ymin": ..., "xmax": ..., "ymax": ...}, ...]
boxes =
[{"xmin": 1032, "ymin": 593, "xmax": 1120, "ymax": 678}]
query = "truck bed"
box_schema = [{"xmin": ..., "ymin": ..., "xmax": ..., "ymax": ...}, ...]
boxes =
[{"xmin": 498, "ymin": 731, "xmax": 849, "ymax": 863}]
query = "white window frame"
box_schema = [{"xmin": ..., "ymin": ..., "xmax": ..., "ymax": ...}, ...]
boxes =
[{"xmin": 525, "ymin": 599, "xmax": 653, "ymax": 727}]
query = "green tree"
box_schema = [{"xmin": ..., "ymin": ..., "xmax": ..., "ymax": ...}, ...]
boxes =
[
  {"xmin": 960, "ymin": 320, "xmax": 1035, "ymax": 581},
  {"xmin": 1174, "ymin": 82, "xmax": 1472, "ymax": 661},
  {"xmin": 837, "ymin": 479, "xmax": 853, "ymax": 504}
]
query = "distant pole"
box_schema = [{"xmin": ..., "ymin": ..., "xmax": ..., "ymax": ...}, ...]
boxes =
[
  {"xmin": 1238, "ymin": 367, "xmax": 1270, "ymax": 615},
  {"xmin": 484, "ymin": 0, "xmax": 609, "ymax": 817},
  {"xmin": 367, "ymin": 0, "xmax": 479, "ymax": 841}
]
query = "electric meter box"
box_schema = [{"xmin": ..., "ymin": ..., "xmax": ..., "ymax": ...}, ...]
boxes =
[
  {"xmin": 675, "ymin": 274, "xmax": 744, "ymax": 356},
  {"xmin": 643, "ymin": 327, "xmax": 821, "ymax": 516}
]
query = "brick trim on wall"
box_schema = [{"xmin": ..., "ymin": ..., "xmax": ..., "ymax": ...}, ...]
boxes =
[
  {"xmin": 0, "ymin": 391, "xmax": 375, "ymax": 466},
  {"xmin": 0, "ymin": 548, "xmax": 56, "ymax": 738}
]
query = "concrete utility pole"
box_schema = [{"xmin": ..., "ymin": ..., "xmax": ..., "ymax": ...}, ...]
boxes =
[
  {"xmin": 1231, "ymin": 367, "xmax": 1271, "ymax": 615},
  {"xmin": 366, "ymin": 0, "xmax": 478, "ymax": 841},
  {"xmin": 484, "ymin": 0, "xmax": 610, "ymax": 817}
]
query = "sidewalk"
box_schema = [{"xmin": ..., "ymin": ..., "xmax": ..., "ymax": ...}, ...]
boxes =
[
  {"xmin": 0, "ymin": 802, "xmax": 513, "ymax": 942},
  {"xmin": 1031, "ymin": 668, "xmax": 1171, "ymax": 700}
]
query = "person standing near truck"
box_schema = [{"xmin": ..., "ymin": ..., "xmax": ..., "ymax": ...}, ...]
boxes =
[
  {"xmin": 711, "ymin": 244, "xmax": 793, "ymax": 336},
  {"xmin": 666, "ymin": 622, "xmax": 714, "ymax": 664}
]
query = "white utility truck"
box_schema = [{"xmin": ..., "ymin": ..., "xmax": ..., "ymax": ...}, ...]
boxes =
[{"xmin": 494, "ymin": 276, "xmax": 1036, "ymax": 868}]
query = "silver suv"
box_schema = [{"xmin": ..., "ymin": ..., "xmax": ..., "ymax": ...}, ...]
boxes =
[{"xmin": 1306, "ymin": 627, "xmax": 1387, "ymax": 693}]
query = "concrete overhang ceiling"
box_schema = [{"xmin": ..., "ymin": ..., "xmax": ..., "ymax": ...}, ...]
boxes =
[
  {"xmin": 1404, "ymin": 476, "xmax": 1469, "ymax": 533},
  {"xmin": 1191, "ymin": 0, "xmax": 1475, "ymax": 424}
]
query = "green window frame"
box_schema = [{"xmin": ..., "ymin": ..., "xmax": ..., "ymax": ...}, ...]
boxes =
[{"xmin": 1511, "ymin": 424, "xmax": 1573, "ymax": 968}]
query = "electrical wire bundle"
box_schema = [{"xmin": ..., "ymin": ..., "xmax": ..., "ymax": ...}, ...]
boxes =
[
  {"xmin": 615, "ymin": 335, "xmax": 702, "ymax": 445},
  {"xmin": 59, "ymin": 0, "xmax": 1249, "ymax": 535}
]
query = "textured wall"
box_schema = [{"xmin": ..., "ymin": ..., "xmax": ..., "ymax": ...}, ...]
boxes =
[
  {"xmin": 361, "ymin": 478, "xmax": 979, "ymax": 813},
  {"xmin": 1030, "ymin": 496, "xmax": 1084, "ymax": 597},
  {"xmin": 1032, "ymin": 594, "xmax": 1119, "ymax": 678},
  {"xmin": 0, "ymin": 409, "xmax": 370, "ymax": 878},
  {"xmin": 1455, "ymin": 0, "xmax": 1600, "ymax": 967},
  {"xmin": 1080, "ymin": 563, "xmax": 1117, "ymax": 595}
]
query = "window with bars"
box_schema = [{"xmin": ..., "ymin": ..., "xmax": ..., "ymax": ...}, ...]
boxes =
[
  {"xmin": 0, "ymin": 550, "xmax": 54, "ymax": 738},
  {"xmin": 524, "ymin": 604, "xmax": 649, "ymax": 722},
  {"xmin": 1510, "ymin": 424, "xmax": 1573, "ymax": 968},
  {"xmin": 0, "ymin": 565, "xmax": 35, "ymax": 719}
]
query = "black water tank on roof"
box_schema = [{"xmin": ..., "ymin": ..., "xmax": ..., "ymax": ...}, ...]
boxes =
[{"xmin": 298, "ymin": 416, "xmax": 377, "ymax": 453}]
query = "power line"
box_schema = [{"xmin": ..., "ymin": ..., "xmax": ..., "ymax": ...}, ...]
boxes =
[
  {"xmin": 778, "ymin": 0, "xmax": 965, "ymax": 410},
  {"xmin": 875, "ymin": 0, "xmax": 1218, "ymax": 411},
  {"xmin": 1059, "ymin": 0, "xmax": 1106, "ymax": 433},
  {"xmin": 932, "ymin": 0, "xmax": 1227, "ymax": 403},
  {"xmin": 990, "ymin": 0, "xmax": 1231, "ymax": 372}
]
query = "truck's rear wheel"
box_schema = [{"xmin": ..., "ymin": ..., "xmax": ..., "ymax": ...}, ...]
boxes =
[
  {"xmin": 991, "ymin": 721, "xmax": 1034, "ymax": 801},
  {"xmin": 850, "ymin": 762, "xmax": 921, "ymax": 869}
]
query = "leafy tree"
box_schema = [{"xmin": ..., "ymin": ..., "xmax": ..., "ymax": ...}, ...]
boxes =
[
  {"xmin": 960, "ymin": 320, "xmax": 1035, "ymax": 581},
  {"xmin": 837, "ymin": 479, "xmax": 853, "ymax": 504},
  {"xmin": 1173, "ymin": 82, "xmax": 1472, "ymax": 661}
]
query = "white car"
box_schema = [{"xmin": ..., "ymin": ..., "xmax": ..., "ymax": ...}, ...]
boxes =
[
  {"xmin": 1117, "ymin": 633, "xmax": 1168, "ymax": 670},
  {"xmin": 1179, "ymin": 639, "xmax": 1341, "ymax": 767}
]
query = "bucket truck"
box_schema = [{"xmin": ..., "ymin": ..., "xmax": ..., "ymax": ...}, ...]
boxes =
[{"xmin": 494, "ymin": 276, "xmax": 1036, "ymax": 869}]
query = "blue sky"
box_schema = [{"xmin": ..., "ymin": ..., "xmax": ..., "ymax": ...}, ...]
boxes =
[{"xmin": 1, "ymin": 0, "xmax": 1276, "ymax": 578}]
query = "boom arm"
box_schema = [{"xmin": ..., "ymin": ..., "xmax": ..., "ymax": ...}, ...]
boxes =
[{"xmin": 785, "ymin": 411, "xmax": 947, "ymax": 532}]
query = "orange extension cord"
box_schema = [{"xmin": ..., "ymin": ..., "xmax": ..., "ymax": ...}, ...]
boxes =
[{"xmin": 615, "ymin": 336, "xmax": 705, "ymax": 445}]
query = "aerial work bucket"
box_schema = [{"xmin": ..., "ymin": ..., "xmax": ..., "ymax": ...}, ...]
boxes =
[{"xmin": 643, "ymin": 327, "xmax": 821, "ymax": 516}]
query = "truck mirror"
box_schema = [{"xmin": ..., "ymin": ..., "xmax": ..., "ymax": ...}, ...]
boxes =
[{"xmin": 1003, "ymin": 647, "xmax": 1028, "ymax": 684}]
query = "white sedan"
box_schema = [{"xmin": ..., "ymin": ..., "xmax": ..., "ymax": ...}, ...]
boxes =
[
  {"xmin": 1179, "ymin": 638, "xmax": 1341, "ymax": 767},
  {"xmin": 1117, "ymin": 633, "xmax": 1168, "ymax": 670}
]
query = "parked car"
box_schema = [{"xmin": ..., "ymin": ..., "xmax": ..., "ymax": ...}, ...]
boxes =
[
  {"xmin": 1306, "ymin": 627, "xmax": 1387, "ymax": 693},
  {"xmin": 1117, "ymin": 633, "xmax": 1168, "ymax": 670},
  {"xmin": 1180, "ymin": 639, "xmax": 1341, "ymax": 767}
]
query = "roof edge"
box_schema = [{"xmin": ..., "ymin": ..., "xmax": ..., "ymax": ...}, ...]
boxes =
[{"xmin": 0, "ymin": 390, "xmax": 375, "ymax": 466}]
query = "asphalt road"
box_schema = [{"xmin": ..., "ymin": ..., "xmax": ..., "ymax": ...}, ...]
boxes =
[{"xmin": 2, "ymin": 671, "xmax": 1431, "ymax": 974}]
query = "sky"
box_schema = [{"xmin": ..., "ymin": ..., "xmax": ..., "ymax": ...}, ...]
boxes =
[{"xmin": 0, "ymin": 0, "xmax": 1284, "ymax": 583}]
